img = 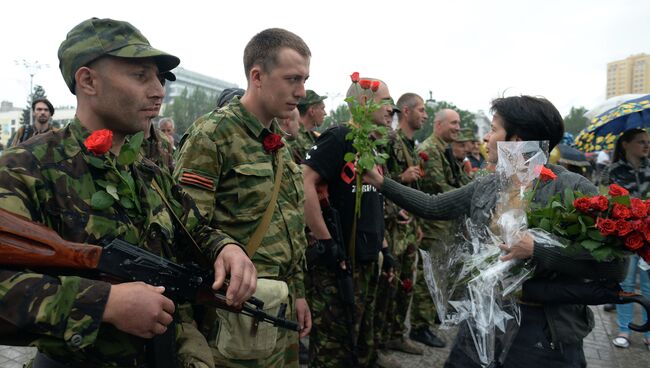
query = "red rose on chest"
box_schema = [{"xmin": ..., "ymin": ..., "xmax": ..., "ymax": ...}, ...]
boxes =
[
  {"xmin": 263, "ymin": 132, "xmax": 285, "ymax": 153},
  {"xmin": 84, "ymin": 129, "xmax": 113, "ymax": 155}
]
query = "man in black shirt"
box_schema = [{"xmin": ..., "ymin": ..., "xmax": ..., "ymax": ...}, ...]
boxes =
[{"xmin": 303, "ymin": 78, "xmax": 397, "ymax": 367}]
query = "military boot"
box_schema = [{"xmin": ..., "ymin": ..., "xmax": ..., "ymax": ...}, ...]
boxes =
[
  {"xmin": 375, "ymin": 350, "xmax": 403, "ymax": 368},
  {"xmin": 385, "ymin": 336, "xmax": 424, "ymax": 355}
]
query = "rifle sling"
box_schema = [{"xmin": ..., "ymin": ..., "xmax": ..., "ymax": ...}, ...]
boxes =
[{"xmin": 246, "ymin": 150, "xmax": 284, "ymax": 257}]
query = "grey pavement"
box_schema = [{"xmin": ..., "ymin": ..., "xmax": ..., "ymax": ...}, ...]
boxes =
[{"xmin": 2, "ymin": 306, "xmax": 648, "ymax": 367}]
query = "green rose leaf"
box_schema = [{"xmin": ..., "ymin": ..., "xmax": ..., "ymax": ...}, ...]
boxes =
[
  {"xmin": 344, "ymin": 152, "xmax": 356, "ymax": 163},
  {"xmin": 563, "ymin": 188, "xmax": 575, "ymax": 208},
  {"xmin": 591, "ymin": 246, "xmax": 614, "ymax": 262},
  {"xmin": 580, "ymin": 239, "xmax": 602, "ymax": 251},
  {"xmin": 91, "ymin": 191, "xmax": 115, "ymax": 210},
  {"xmin": 117, "ymin": 131, "xmax": 144, "ymax": 166},
  {"xmin": 612, "ymin": 196, "xmax": 631, "ymax": 207},
  {"xmin": 587, "ymin": 229, "xmax": 606, "ymax": 241},
  {"xmin": 120, "ymin": 196, "xmax": 134, "ymax": 209},
  {"xmin": 87, "ymin": 155, "xmax": 107, "ymax": 169},
  {"xmin": 105, "ymin": 184, "xmax": 120, "ymax": 200}
]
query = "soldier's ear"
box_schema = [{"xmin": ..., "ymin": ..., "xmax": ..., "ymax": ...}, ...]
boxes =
[
  {"xmin": 249, "ymin": 65, "xmax": 263, "ymax": 89},
  {"xmin": 75, "ymin": 67, "xmax": 98, "ymax": 96}
]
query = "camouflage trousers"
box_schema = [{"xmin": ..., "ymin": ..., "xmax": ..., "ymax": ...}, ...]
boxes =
[
  {"xmin": 410, "ymin": 237, "xmax": 440, "ymax": 330},
  {"xmin": 373, "ymin": 242, "xmax": 418, "ymax": 346},
  {"xmin": 306, "ymin": 262, "xmax": 379, "ymax": 367}
]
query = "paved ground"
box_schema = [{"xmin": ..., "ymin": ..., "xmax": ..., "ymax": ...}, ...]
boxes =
[{"xmin": 2, "ymin": 306, "xmax": 648, "ymax": 367}]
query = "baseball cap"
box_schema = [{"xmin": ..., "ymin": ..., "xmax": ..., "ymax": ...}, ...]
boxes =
[
  {"xmin": 297, "ymin": 90, "xmax": 327, "ymax": 107},
  {"xmin": 58, "ymin": 17, "xmax": 181, "ymax": 94}
]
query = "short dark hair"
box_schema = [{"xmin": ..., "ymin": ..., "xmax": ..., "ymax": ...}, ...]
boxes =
[
  {"xmin": 396, "ymin": 93, "xmax": 422, "ymax": 118},
  {"xmin": 613, "ymin": 128, "xmax": 647, "ymax": 163},
  {"xmin": 243, "ymin": 28, "xmax": 311, "ymax": 81},
  {"xmin": 490, "ymin": 95, "xmax": 564, "ymax": 150},
  {"xmin": 32, "ymin": 98, "xmax": 55, "ymax": 115}
]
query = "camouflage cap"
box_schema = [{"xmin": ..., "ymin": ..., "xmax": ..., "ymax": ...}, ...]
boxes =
[
  {"xmin": 455, "ymin": 128, "xmax": 477, "ymax": 142},
  {"xmin": 297, "ymin": 90, "xmax": 327, "ymax": 107},
  {"xmin": 58, "ymin": 17, "xmax": 181, "ymax": 94}
]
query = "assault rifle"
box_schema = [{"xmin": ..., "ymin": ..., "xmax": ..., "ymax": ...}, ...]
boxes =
[{"xmin": 0, "ymin": 207, "xmax": 299, "ymax": 332}]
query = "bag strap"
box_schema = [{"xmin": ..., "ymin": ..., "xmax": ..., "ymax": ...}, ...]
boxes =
[
  {"xmin": 246, "ymin": 151, "xmax": 284, "ymax": 257},
  {"xmin": 398, "ymin": 133, "xmax": 414, "ymax": 168},
  {"xmin": 151, "ymin": 179, "xmax": 211, "ymax": 268}
]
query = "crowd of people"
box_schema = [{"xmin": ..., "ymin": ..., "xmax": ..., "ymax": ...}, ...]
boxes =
[{"xmin": 0, "ymin": 16, "xmax": 647, "ymax": 368}]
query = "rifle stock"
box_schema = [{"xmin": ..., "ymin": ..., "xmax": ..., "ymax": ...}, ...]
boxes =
[{"xmin": 0, "ymin": 207, "xmax": 299, "ymax": 331}]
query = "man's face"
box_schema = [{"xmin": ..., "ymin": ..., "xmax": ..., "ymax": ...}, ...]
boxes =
[
  {"xmin": 33, "ymin": 102, "xmax": 52, "ymax": 125},
  {"xmin": 160, "ymin": 122, "xmax": 175, "ymax": 138},
  {"xmin": 436, "ymin": 110, "xmax": 461, "ymax": 143},
  {"xmin": 407, "ymin": 99, "xmax": 428, "ymax": 131},
  {"xmin": 258, "ymin": 48, "xmax": 310, "ymax": 121},
  {"xmin": 309, "ymin": 101, "xmax": 327, "ymax": 127},
  {"xmin": 280, "ymin": 108, "xmax": 301, "ymax": 138},
  {"xmin": 89, "ymin": 57, "xmax": 165, "ymax": 136},
  {"xmin": 370, "ymin": 82, "xmax": 393, "ymax": 127},
  {"xmin": 451, "ymin": 141, "xmax": 467, "ymax": 161}
]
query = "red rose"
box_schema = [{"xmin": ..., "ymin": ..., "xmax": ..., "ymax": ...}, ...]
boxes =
[
  {"xmin": 371, "ymin": 80, "xmax": 380, "ymax": 92},
  {"xmin": 646, "ymin": 199, "xmax": 650, "ymax": 215},
  {"xmin": 630, "ymin": 219, "xmax": 644, "ymax": 231},
  {"xmin": 359, "ymin": 79, "xmax": 372, "ymax": 90},
  {"xmin": 262, "ymin": 132, "xmax": 285, "ymax": 153},
  {"xmin": 642, "ymin": 224, "xmax": 650, "ymax": 242},
  {"xmin": 608, "ymin": 184, "xmax": 629, "ymax": 197},
  {"xmin": 596, "ymin": 217, "xmax": 617, "ymax": 236},
  {"xmin": 402, "ymin": 278, "xmax": 413, "ymax": 293},
  {"xmin": 589, "ymin": 195, "xmax": 609, "ymax": 212},
  {"xmin": 419, "ymin": 152, "xmax": 430, "ymax": 162},
  {"xmin": 573, "ymin": 197, "xmax": 591, "ymax": 213},
  {"xmin": 630, "ymin": 198, "xmax": 647, "ymax": 218},
  {"xmin": 350, "ymin": 72, "xmax": 360, "ymax": 83},
  {"xmin": 624, "ymin": 232, "xmax": 645, "ymax": 251},
  {"xmin": 617, "ymin": 220, "xmax": 634, "ymax": 236},
  {"xmin": 612, "ymin": 203, "xmax": 632, "ymax": 220},
  {"xmin": 538, "ymin": 166, "xmax": 557, "ymax": 182},
  {"xmin": 84, "ymin": 129, "xmax": 113, "ymax": 155}
]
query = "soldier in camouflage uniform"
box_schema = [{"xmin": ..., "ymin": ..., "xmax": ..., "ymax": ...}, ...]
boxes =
[
  {"xmin": 0, "ymin": 18, "xmax": 256, "ymax": 368},
  {"xmin": 174, "ymin": 28, "xmax": 311, "ymax": 368},
  {"xmin": 303, "ymin": 78, "xmax": 394, "ymax": 367},
  {"xmin": 293, "ymin": 90, "xmax": 327, "ymax": 163},
  {"xmin": 410, "ymin": 109, "xmax": 471, "ymax": 348},
  {"xmin": 374, "ymin": 93, "xmax": 428, "ymax": 360}
]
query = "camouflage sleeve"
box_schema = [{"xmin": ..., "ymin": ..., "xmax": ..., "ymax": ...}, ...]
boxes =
[
  {"xmin": 0, "ymin": 150, "xmax": 110, "ymax": 348},
  {"xmin": 172, "ymin": 129, "xmax": 244, "ymax": 262},
  {"xmin": 417, "ymin": 146, "xmax": 456, "ymax": 194}
]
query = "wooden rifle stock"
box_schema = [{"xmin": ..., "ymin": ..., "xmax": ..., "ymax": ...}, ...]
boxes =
[{"xmin": 0, "ymin": 208, "xmax": 102, "ymax": 270}]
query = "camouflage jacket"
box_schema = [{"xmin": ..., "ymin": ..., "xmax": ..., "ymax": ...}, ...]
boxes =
[
  {"xmin": 416, "ymin": 134, "xmax": 471, "ymax": 239},
  {"xmin": 8, "ymin": 124, "xmax": 58, "ymax": 148},
  {"xmin": 0, "ymin": 119, "xmax": 238, "ymax": 367},
  {"xmin": 142, "ymin": 122, "xmax": 175, "ymax": 173},
  {"xmin": 174, "ymin": 97, "xmax": 307, "ymax": 298},
  {"xmin": 383, "ymin": 129, "xmax": 421, "ymax": 254},
  {"xmin": 291, "ymin": 125, "xmax": 317, "ymax": 164},
  {"xmin": 602, "ymin": 157, "xmax": 650, "ymax": 198}
]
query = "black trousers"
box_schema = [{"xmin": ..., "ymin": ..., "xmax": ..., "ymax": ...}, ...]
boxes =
[{"xmin": 444, "ymin": 305, "xmax": 587, "ymax": 368}]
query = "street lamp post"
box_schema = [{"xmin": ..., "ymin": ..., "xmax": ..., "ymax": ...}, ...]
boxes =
[{"xmin": 15, "ymin": 60, "xmax": 48, "ymax": 126}]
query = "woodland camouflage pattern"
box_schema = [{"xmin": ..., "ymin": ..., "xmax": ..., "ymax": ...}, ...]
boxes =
[
  {"xmin": 291, "ymin": 125, "xmax": 317, "ymax": 164},
  {"xmin": 174, "ymin": 97, "xmax": 307, "ymax": 368},
  {"xmin": 0, "ymin": 119, "xmax": 237, "ymax": 367},
  {"xmin": 374, "ymin": 129, "xmax": 420, "ymax": 344}
]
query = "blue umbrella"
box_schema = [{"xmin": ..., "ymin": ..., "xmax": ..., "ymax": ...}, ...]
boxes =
[{"xmin": 575, "ymin": 94, "xmax": 650, "ymax": 152}]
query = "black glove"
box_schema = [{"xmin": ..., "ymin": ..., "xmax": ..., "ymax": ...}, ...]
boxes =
[{"xmin": 381, "ymin": 248, "xmax": 397, "ymax": 273}]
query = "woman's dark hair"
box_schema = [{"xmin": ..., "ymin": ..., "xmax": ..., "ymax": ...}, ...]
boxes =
[
  {"xmin": 612, "ymin": 128, "xmax": 647, "ymax": 163},
  {"xmin": 490, "ymin": 96, "xmax": 564, "ymax": 150},
  {"xmin": 31, "ymin": 98, "xmax": 55, "ymax": 115}
]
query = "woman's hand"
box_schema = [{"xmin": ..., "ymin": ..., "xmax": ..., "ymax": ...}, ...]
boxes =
[
  {"xmin": 499, "ymin": 232, "xmax": 534, "ymax": 261},
  {"xmin": 363, "ymin": 165, "xmax": 384, "ymax": 189}
]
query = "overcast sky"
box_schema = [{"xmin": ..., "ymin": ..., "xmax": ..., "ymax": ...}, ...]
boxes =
[{"xmin": 1, "ymin": 0, "xmax": 648, "ymax": 118}]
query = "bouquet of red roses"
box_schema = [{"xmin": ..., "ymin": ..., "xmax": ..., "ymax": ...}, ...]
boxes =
[{"xmin": 527, "ymin": 183, "xmax": 650, "ymax": 263}]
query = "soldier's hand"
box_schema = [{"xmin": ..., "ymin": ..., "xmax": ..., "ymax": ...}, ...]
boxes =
[
  {"xmin": 213, "ymin": 244, "xmax": 257, "ymax": 307},
  {"xmin": 400, "ymin": 166, "xmax": 421, "ymax": 184},
  {"xmin": 397, "ymin": 209, "xmax": 412, "ymax": 225},
  {"xmin": 103, "ymin": 282, "xmax": 175, "ymax": 338},
  {"xmin": 295, "ymin": 298, "xmax": 312, "ymax": 338}
]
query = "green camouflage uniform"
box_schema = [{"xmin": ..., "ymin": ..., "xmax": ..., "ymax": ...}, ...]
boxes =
[
  {"xmin": 373, "ymin": 129, "xmax": 420, "ymax": 345},
  {"xmin": 143, "ymin": 122, "xmax": 175, "ymax": 173},
  {"xmin": 174, "ymin": 97, "xmax": 307, "ymax": 368},
  {"xmin": 0, "ymin": 119, "xmax": 237, "ymax": 367},
  {"xmin": 292, "ymin": 125, "xmax": 317, "ymax": 164},
  {"xmin": 412, "ymin": 135, "xmax": 471, "ymax": 330}
]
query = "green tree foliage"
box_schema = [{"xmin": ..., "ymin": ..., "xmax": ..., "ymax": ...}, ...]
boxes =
[
  {"xmin": 414, "ymin": 100, "xmax": 477, "ymax": 143},
  {"xmin": 162, "ymin": 87, "xmax": 216, "ymax": 135},
  {"xmin": 563, "ymin": 106, "xmax": 589, "ymax": 136},
  {"xmin": 20, "ymin": 85, "xmax": 47, "ymax": 125},
  {"xmin": 317, "ymin": 104, "xmax": 351, "ymax": 133}
]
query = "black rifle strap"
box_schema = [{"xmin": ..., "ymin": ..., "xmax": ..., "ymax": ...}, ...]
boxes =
[{"xmin": 146, "ymin": 318, "xmax": 177, "ymax": 368}]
